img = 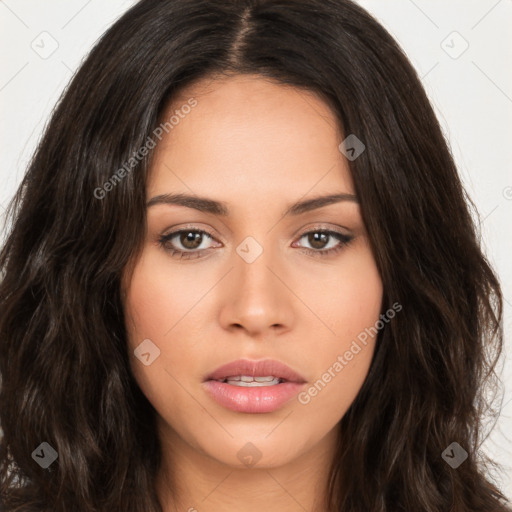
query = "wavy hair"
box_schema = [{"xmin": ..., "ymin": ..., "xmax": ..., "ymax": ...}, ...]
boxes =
[{"xmin": 0, "ymin": 0, "xmax": 509, "ymax": 510}]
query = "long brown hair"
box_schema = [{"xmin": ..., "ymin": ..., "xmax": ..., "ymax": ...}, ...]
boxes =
[{"xmin": 1, "ymin": 0, "xmax": 509, "ymax": 510}]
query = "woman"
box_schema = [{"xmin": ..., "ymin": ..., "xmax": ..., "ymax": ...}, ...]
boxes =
[{"xmin": 0, "ymin": 0, "xmax": 509, "ymax": 510}]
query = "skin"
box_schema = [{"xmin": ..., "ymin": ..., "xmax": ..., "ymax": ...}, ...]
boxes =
[{"xmin": 121, "ymin": 73, "xmax": 383, "ymax": 512}]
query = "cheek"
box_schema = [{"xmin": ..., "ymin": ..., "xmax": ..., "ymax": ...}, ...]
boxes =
[
  {"xmin": 123, "ymin": 250, "xmax": 215, "ymax": 413},
  {"xmin": 311, "ymin": 241, "xmax": 383, "ymax": 342},
  {"xmin": 124, "ymin": 246, "xmax": 223, "ymax": 341},
  {"xmin": 299, "ymin": 245, "xmax": 382, "ymax": 412},
  {"xmin": 123, "ymin": 252, "xmax": 179, "ymax": 400},
  {"xmin": 124, "ymin": 250, "xmax": 182, "ymax": 337}
]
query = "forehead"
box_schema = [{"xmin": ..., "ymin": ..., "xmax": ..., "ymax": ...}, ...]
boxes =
[{"xmin": 147, "ymin": 74, "xmax": 355, "ymax": 206}]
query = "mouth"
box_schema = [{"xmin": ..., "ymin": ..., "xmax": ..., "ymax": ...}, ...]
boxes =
[
  {"xmin": 202, "ymin": 359, "xmax": 307, "ymax": 413},
  {"xmin": 204, "ymin": 358, "xmax": 307, "ymax": 384}
]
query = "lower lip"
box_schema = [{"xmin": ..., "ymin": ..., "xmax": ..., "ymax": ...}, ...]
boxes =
[{"xmin": 203, "ymin": 380, "xmax": 306, "ymax": 413}]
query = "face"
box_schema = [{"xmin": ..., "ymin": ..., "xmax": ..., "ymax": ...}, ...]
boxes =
[{"xmin": 122, "ymin": 73, "xmax": 383, "ymax": 470}]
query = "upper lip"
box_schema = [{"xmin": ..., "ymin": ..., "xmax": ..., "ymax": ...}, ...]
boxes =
[{"xmin": 204, "ymin": 359, "xmax": 307, "ymax": 383}]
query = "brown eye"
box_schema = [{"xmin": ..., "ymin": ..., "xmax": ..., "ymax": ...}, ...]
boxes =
[
  {"xmin": 158, "ymin": 229, "xmax": 217, "ymax": 259},
  {"xmin": 295, "ymin": 229, "xmax": 354, "ymax": 257},
  {"xmin": 307, "ymin": 232, "xmax": 330, "ymax": 250},
  {"xmin": 178, "ymin": 231, "xmax": 203, "ymax": 250}
]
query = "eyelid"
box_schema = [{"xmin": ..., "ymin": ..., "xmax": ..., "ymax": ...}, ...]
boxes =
[
  {"xmin": 160, "ymin": 223, "xmax": 219, "ymax": 241},
  {"xmin": 293, "ymin": 223, "xmax": 351, "ymax": 237}
]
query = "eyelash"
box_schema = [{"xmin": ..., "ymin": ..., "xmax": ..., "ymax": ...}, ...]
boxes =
[{"xmin": 157, "ymin": 227, "xmax": 354, "ymax": 260}]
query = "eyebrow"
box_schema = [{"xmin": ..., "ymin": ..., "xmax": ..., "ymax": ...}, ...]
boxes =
[{"xmin": 146, "ymin": 192, "xmax": 359, "ymax": 217}]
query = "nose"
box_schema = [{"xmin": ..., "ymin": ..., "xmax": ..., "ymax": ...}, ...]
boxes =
[{"xmin": 218, "ymin": 247, "xmax": 295, "ymax": 337}]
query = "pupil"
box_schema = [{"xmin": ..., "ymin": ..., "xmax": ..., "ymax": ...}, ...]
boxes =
[
  {"xmin": 309, "ymin": 232, "xmax": 327, "ymax": 249},
  {"xmin": 181, "ymin": 231, "xmax": 202, "ymax": 249}
]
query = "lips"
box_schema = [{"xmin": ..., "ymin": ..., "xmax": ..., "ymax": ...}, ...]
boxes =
[
  {"xmin": 202, "ymin": 359, "xmax": 307, "ymax": 413},
  {"xmin": 204, "ymin": 358, "xmax": 307, "ymax": 384}
]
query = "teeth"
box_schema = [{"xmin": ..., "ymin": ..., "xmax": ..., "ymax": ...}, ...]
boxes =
[
  {"xmin": 219, "ymin": 375, "xmax": 282, "ymax": 387},
  {"xmin": 253, "ymin": 376, "xmax": 277, "ymax": 382},
  {"xmin": 227, "ymin": 378, "xmax": 281, "ymax": 387}
]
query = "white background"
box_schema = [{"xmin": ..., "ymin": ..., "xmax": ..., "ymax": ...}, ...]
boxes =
[{"xmin": 1, "ymin": 0, "xmax": 511, "ymax": 501}]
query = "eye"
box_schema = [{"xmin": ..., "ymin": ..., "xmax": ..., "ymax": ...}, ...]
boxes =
[
  {"xmin": 293, "ymin": 229, "xmax": 354, "ymax": 257},
  {"xmin": 158, "ymin": 228, "xmax": 218, "ymax": 260}
]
